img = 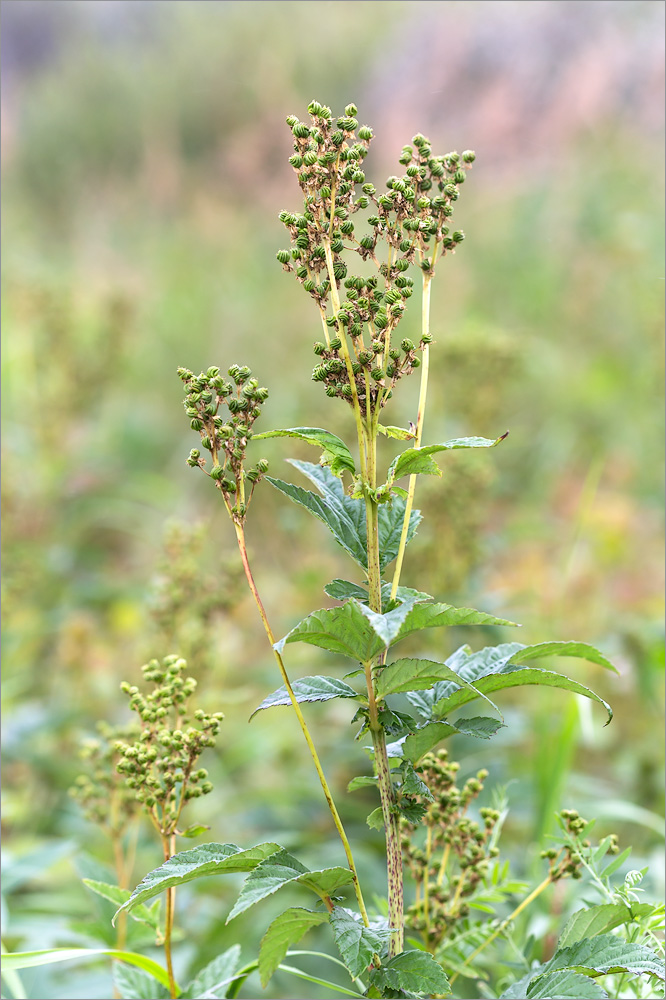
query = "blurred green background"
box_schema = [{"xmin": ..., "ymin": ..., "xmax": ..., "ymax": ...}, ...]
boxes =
[{"xmin": 1, "ymin": 1, "xmax": 664, "ymax": 997}]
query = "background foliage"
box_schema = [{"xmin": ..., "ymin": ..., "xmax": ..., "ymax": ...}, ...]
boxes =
[{"xmin": 2, "ymin": 2, "xmax": 664, "ymax": 997}]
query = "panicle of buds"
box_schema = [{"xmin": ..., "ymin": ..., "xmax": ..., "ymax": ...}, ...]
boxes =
[
  {"xmin": 277, "ymin": 101, "xmax": 474, "ymax": 415},
  {"xmin": 115, "ymin": 655, "xmax": 223, "ymax": 838},
  {"xmin": 541, "ymin": 808, "xmax": 620, "ymax": 881},
  {"xmin": 400, "ymin": 750, "xmax": 498, "ymax": 948},
  {"xmin": 177, "ymin": 365, "xmax": 269, "ymax": 523},
  {"xmin": 69, "ymin": 720, "xmax": 142, "ymax": 834}
]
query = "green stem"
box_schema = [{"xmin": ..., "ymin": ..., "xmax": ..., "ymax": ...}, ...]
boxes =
[
  {"xmin": 234, "ymin": 522, "xmax": 369, "ymax": 926},
  {"xmin": 390, "ymin": 265, "xmax": 434, "ymax": 600},
  {"xmin": 449, "ymin": 874, "xmax": 553, "ymax": 985}
]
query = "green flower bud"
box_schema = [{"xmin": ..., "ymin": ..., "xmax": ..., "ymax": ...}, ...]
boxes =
[
  {"xmin": 401, "ymin": 339, "xmax": 415, "ymax": 352},
  {"xmin": 340, "ymin": 384, "xmax": 352, "ymax": 399},
  {"xmin": 329, "ymin": 337, "xmax": 342, "ymax": 350},
  {"xmin": 286, "ymin": 115, "xmax": 298, "ymax": 127},
  {"xmin": 276, "ymin": 250, "xmax": 291, "ymax": 264},
  {"xmin": 256, "ymin": 459, "xmax": 269, "ymax": 473},
  {"xmin": 330, "ymin": 238, "xmax": 344, "ymax": 253},
  {"xmin": 210, "ymin": 465, "xmax": 224, "ymax": 480},
  {"xmin": 292, "ymin": 122, "xmax": 310, "ymax": 138},
  {"xmin": 399, "ymin": 239, "xmax": 412, "ymax": 252},
  {"xmin": 340, "ymin": 220, "xmax": 354, "ymax": 235},
  {"xmin": 395, "ymin": 258, "xmax": 410, "ymax": 272},
  {"xmin": 303, "ymin": 279, "xmax": 315, "ymax": 292},
  {"xmin": 360, "ymin": 235, "xmax": 375, "ymax": 250},
  {"xmin": 312, "ymin": 365, "xmax": 327, "ymax": 382},
  {"xmin": 307, "ymin": 100, "xmax": 323, "ymax": 116},
  {"xmin": 333, "ymin": 261, "xmax": 347, "ymax": 280},
  {"xmin": 362, "ymin": 182, "xmax": 376, "ymax": 196},
  {"xmin": 313, "ymin": 342, "xmax": 326, "ymax": 355},
  {"xmin": 371, "ymin": 367, "xmax": 385, "ymax": 381},
  {"xmin": 325, "ymin": 385, "xmax": 337, "ymax": 397},
  {"xmin": 295, "ymin": 265, "xmax": 308, "ymax": 279},
  {"xmin": 358, "ymin": 126, "xmax": 373, "ymax": 141},
  {"xmin": 288, "ymin": 154, "xmax": 303, "ymax": 168},
  {"xmin": 331, "ymin": 129, "xmax": 344, "ymax": 146},
  {"xmin": 355, "ymin": 196, "xmax": 369, "ymax": 209},
  {"xmin": 462, "ymin": 150, "xmax": 476, "ymax": 163},
  {"xmin": 452, "ymin": 230, "xmax": 465, "ymax": 243},
  {"xmin": 411, "ymin": 357, "xmax": 421, "ymax": 368},
  {"xmin": 177, "ymin": 367, "xmax": 193, "ymax": 380},
  {"xmin": 190, "ymin": 418, "xmax": 203, "ymax": 431}
]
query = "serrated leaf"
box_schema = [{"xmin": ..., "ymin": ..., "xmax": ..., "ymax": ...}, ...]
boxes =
[
  {"xmin": 113, "ymin": 964, "xmax": 170, "ymax": 999},
  {"xmin": 375, "ymin": 657, "xmax": 498, "ymax": 717},
  {"xmin": 1, "ymin": 949, "xmax": 171, "ymax": 990},
  {"xmin": 402, "ymin": 723, "xmax": 459, "ymax": 762},
  {"xmin": 253, "ymin": 427, "xmax": 356, "ymax": 477},
  {"xmin": 508, "ymin": 641, "xmax": 618, "ymax": 675},
  {"xmin": 250, "ymin": 675, "xmax": 364, "ymax": 719},
  {"xmin": 366, "ymin": 807, "xmax": 385, "ymax": 830},
  {"xmin": 275, "ymin": 603, "xmax": 380, "ymax": 661},
  {"xmin": 558, "ymin": 904, "xmax": 634, "ymax": 949},
  {"xmin": 454, "ymin": 716, "xmax": 507, "ymax": 739},
  {"xmin": 434, "ymin": 666, "xmax": 612, "ymax": 724},
  {"xmin": 356, "ymin": 598, "xmax": 422, "ymax": 649},
  {"xmin": 226, "ymin": 849, "xmax": 354, "ymax": 922},
  {"xmin": 544, "ymin": 933, "xmax": 665, "ymax": 980},
  {"xmin": 114, "ymin": 843, "xmax": 281, "ymax": 920},
  {"xmin": 182, "ymin": 945, "xmax": 242, "ymax": 999},
  {"xmin": 267, "ymin": 461, "xmax": 421, "ymax": 572},
  {"xmin": 401, "ymin": 763, "xmax": 434, "ymax": 799},
  {"xmin": 330, "ymin": 907, "xmax": 383, "ymax": 978},
  {"xmin": 393, "ymin": 603, "xmax": 519, "ymax": 645},
  {"xmin": 324, "ymin": 579, "xmax": 432, "ymax": 611},
  {"xmin": 386, "ymin": 434, "xmax": 507, "ymax": 485},
  {"xmin": 82, "ymin": 880, "xmax": 160, "ymax": 930},
  {"xmin": 369, "ymin": 950, "xmax": 451, "ymax": 996},
  {"xmin": 378, "ymin": 424, "xmax": 415, "ymax": 440},
  {"xmin": 500, "ymin": 968, "xmax": 609, "ymax": 999},
  {"xmin": 258, "ymin": 909, "xmax": 327, "ymax": 987}
]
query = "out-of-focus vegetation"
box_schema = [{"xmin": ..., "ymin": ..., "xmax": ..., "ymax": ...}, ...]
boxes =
[{"xmin": 1, "ymin": 2, "xmax": 664, "ymax": 997}]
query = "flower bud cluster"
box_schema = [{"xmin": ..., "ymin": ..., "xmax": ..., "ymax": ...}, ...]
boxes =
[
  {"xmin": 400, "ymin": 750, "xmax": 499, "ymax": 947},
  {"xmin": 277, "ymin": 101, "xmax": 474, "ymax": 416},
  {"xmin": 178, "ymin": 364, "xmax": 269, "ymax": 523},
  {"xmin": 115, "ymin": 655, "xmax": 223, "ymax": 837},
  {"xmin": 542, "ymin": 809, "xmax": 620, "ymax": 882},
  {"xmin": 69, "ymin": 720, "xmax": 142, "ymax": 833}
]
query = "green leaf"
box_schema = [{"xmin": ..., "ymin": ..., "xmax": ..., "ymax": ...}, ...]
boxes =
[
  {"xmin": 253, "ymin": 427, "xmax": 356, "ymax": 477},
  {"xmin": 400, "ymin": 763, "xmax": 434, "ymax": 800},
  {"xmin": 276, "ymin": 963, "xmax": 364, "ymax": 997},
  {"xmin": 250, "ymin": 675, "xmax": 364, "ymax": 718},
  {"xmin": 330, "ymin": 907, "xmax": 383, "ymax": 979},
  {"xmin": 227, "ymin": 849, "xmax": 354, "ymax": 922},
  {"xmin": 356, "ymin": 598, "xmax": 422, "ymax": 649},
  {"xmin": 454, "ymin": 716, "xmax": 507, "ymax": 739},
  {"xmin": 501, "ymin": 969, "xmax": 609, "ymax": 999},
  {"xmin": 434, "ymin": 667, "xmax": 612, "ymax": 725},
  {"xmin": 267, "ymin": 461, "xmax": 421, "ymax": 572},
  {"xmin": 347, "ymin": 775, "xmax": 377, "ymax": 792},
  {"xmin": 393, "ymin": 603, "xmax": 519, "ymax": 645},
  {"xmin": 544, "ymin": 933, "xmax": 665, "ymax": 980},
  {"xmin": 386, "ymin": 434, "xmax": 508, "ymax": 485},
  {"xmin": 375, "ymin": 657, "xmax": 498, "ymax": 716},
  {"xmin": 82, "ymin": 879, "xmax": 161, "ymax": 930},
  {"xmin": 402, "ymin": 723, "xmax": 460, "ymax": 762},
  {"xmin": 113, "ymin": 965, "xmax": 170, "ymax": 999},
  {"xmin": 1, "ymin": 949, "xmax": 172, "ymax": 991},
  {"xmin": 557, "ymin": 904, "xmax": 634, "ymax": 949},
  {"xmin": 508, "ymin": 640, "xmax": 618, "ymax": 675},
  {"xmin": 114, "ymin": 842, "xmax": 281, "ymax": 920},
  {"xmin": 366, "ymin": 807, "xmax": 385, "ymax": 830},
  {"xmin": 378, "ymin": 424, "xmax": 415, "ymax": 440},
  {"xmin": 181, "ymin": 945, "xmax": 243, "ymax": 998},
  {"xmin": 179, "ymin": 824, "xmax": 210, "ymax": 839},
  {"xmin": 369, "ymin": 950, "xmax": 451, "ymax": 996},
  {"xmin": 598, "ymin": 846, "xmax": 632, "ymax": 878},
  {"xmin": 258, "ymin": 908, "xmax": 328, "ymax": 987},
  {"xmin": 324, "ymin": 579, "xmax": 432, "ymax": 612},
  {"xmin": 275, "ymin": 603, "xmax": 379, "ymax": 661}
]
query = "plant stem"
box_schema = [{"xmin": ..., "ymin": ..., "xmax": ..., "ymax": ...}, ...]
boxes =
[
  {"xmin": 449, "ymin": 874, "xmax": 553, "ymax": 985},
  {"xmin": 390, "ymin": 266, "xmax": 434, "ymax": 600},
  {"xmin": 233, "ymin": 522, "xmax": 369, "ymax": 926},
  {"xmin": 363, "ymin": 427, "xmax": 405, "ymax": 957},
  {"xmin": 162, "ymin": 833, "xmax": 178, "ymax": 1000}
]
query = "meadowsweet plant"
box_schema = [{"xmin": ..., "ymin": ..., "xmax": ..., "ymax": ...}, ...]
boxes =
[{"xmin": 11, "ymin": 101, "xmax": 664, "ymax": 1000}]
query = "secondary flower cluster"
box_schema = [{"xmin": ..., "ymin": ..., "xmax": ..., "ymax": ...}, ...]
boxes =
[
  {"xmin": 276, "ymin": 100, "xmax": 475, "ymax": 415},
  {"xmin": 541, "ymin": 808, "xmax": 620, "ymax": 881},
  {"xmin": 69, "ymin": 720, "xmax": 141, "ymax": 834},
  {"xmin": 401, "ymin": 750, "xmax": 500, "ymax": 947},
  {"xmin": 115, "ymin": 655, "xmax": 223, "ymax": 838},
  {"xmin": 178, "ymin": 364, "xmax": 269, "ymax": 523}
]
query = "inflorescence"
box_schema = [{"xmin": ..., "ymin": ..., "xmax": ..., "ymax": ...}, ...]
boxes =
[
  {"xmin": 177, "ymin": 365, "xmax": 269, "ymax": 524},
  {"xmin": 115, "ymin": 655, "xmax": 223, "ymax": 838},
  {"xmin": 276, "ymin": 100, "xmax": 475, "ymax": 415}
]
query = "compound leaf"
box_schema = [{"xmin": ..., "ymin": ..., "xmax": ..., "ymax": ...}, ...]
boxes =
[
  {"xmin": 387, "ymin": 434, "xmax": 507, "ymax": 485},
  {"xmin": 544, "ymin": 934, "xmax": 665, "ymax": 980},
  {"xmin": 82, "ymin": 880, "xmax": 160, "ymax": 930},
  {"xmin": 227, "ymin": 850, "xmax": 354, "ymax": 922}
]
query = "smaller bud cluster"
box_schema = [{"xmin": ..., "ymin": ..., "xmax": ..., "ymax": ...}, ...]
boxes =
[
  {"xmin": 115, "ymin": 655, "xmax": 223, "ymax": 837},
  {"xmin": 542, "ymin": 809, "xmax": 620, "ymax": 882},
  {"xmin": 400, "ymin": 750, "xmax": 499, "ymax": 948},
  {"xmin": 69, "ymin": 720, "xmax": 142, "ymax": 833},
  {"xmin": 178, "ymin": 364, "xmax": 269, "ymax": 522}
]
